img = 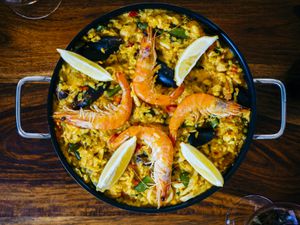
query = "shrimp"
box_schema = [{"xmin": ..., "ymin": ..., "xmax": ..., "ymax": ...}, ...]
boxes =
[
  {"xmin": 109, "ymin": 126, "xmax": 173, "ymax": 209},
  {"xmin": 133, "ymin": 27, "xmax": 184, "ymax": 106},
  {"xmin": 169, "ymin": 93, "xmax": 250, "ymax": 141},
  {"xmin": 53, "ymin": 72, "xmax": 132, "ymax": 130}
]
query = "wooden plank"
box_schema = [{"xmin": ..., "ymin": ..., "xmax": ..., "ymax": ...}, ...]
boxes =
[
  {"xmin": 0, "ymin": 215, "xmax": 226, "ymax": 225},
  {"xmin": 0, "ymin": 0, "xmax": 299, "ymax": 82}
]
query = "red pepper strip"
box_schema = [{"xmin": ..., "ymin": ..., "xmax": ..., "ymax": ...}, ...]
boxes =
[
  {"xmin": 127, "ymin": 42, "xmax": 134, "ymax": 47},
  {"xmin": 166, "ymin": 104, "xmax": 178, "ymax": 113},
  {"xmin": 132, "ymin": 179, "xmax": 139, "ymax": 186},
  {"xmin": 231, "ymin": 65, "xmax": 238, "ymax": 73},
  {"xmin": 80, "ymin": 86, "xmax": 89, "ymax": 91},
  {"xmin": 135, "ymin": 143, "xmax": 142, "ymax": 153},
  {"xmin": 129, "ymin": 163, "xmax": 137, "ymax": 170},
  {"xmin": 129, "ymin": 11, "xmax": 138, "ymax": 17}
]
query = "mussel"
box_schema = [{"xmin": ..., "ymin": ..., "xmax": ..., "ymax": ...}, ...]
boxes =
[
  {"xmin": 156, "ymin": 60, "xmax": 177, "ymax": 88},
  {"xmin": 135, "ymin": 152, "xmax": 149, "ymax": 165},
  {"xmin": 56, "ymin": 89, "xmax": 69, "ymax": 100},
  {"xmin": 237, "ymin": 87, "xmax": 250, "ymax": 108},
  {"xmin": 188, "ymin": 127, "xmax": 215, "ymax": 147},
  {"xmin": 77, "ymin": 36, "xmax": 123, "ymax": 61},
  {"xmin": 72, "ymin": 83, "xmax": 110, "ymax": 110}
]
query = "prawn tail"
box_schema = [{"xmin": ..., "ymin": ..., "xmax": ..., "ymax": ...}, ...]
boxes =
[
  {"xmin": 156, "ymin": 189, "xmax": 161, "ymax": 209},
  {"xmin": 108, "ymin": 133, "xmax": 131, "ymax": 150},
  {"xmin": 156, "ymin": 182, "xmax": 170, "ymax": 209},
  {"xmin": 170, "ymin": 84, "xmax": 185, "ymax": 100}
]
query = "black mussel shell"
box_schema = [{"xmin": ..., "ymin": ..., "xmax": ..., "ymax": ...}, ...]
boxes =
[
  {"xmin": 57, "ymin": 89, "xmax": 69, "ymax": 100},
  {"xmin": 72, "ymin": 83, "xmax": 110, "ymax": 110},
  {"xmin": 188, "ymin": 127, "xmax": 215, "ymax": 147},
  {"xmin": 135, "ymin": 152, "xmax": 149, "ymax": 165},
  {"xmin": 156, "ymin": 60, "xmax": 177, "ymax": 88},
  {"xmin": 77, "ymin": 36, "xmax": 123, "ymax": 61},
  {"xmin": 237, "ymin": 87, "xmax": 250, "ymax": 108}
]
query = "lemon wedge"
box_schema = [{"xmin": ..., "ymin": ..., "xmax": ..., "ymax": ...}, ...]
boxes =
[
  {"xmin": 57, "ymin": 49, "xmax": 113, "ymax": 82},
  {"xmin": 97, "ymin": 136, "xmax": 137, "ymax": 192},
  {"xmin": 180, "ymin": 142, "xmax": 224, "ymax": 187},
  {"xmin": 174, "ymin": 36, "xmax": 218, "ymax": 86}
]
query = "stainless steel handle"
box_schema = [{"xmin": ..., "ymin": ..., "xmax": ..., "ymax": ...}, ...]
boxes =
[
  {"xmin": 16, "ymin": 76, "xmax": 51, "ymax": 139},
  {"xmin": 253, "ymin": 78, "xmax": 286, "ymax": 140}
]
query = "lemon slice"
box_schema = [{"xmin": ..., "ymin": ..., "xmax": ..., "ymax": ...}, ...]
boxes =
[
  {"xmin": 175, "ymin": 36, "xmax": 218, "ymax": 86},
  {"xmin": 180, "ymin": 142, "xmax": 224, "ymax": 187},
  {"xmin": 97, "ymin": 136, "xmax": 137, "ymax": 192},
  {"xmin": 57, "ymin": 49, "xmax": 113, "ymax": 82}
]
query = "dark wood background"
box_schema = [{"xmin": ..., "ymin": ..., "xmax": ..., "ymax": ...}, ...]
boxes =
[{"xmin": 0, "ymin": 0, "xmax": 299, "ymax": 224}]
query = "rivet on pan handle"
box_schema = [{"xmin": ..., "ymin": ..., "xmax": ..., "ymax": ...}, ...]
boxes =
[
  {"xmin": 16, "ymin": 76, "xmax": 51, "ymax": 139},
  {"xmin": 253, "ymin": 78, "xmax": 287, "ymax": 140}
]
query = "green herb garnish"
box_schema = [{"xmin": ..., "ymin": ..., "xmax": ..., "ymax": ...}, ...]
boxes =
[
  {"xmin": 134, "ymin": 176, "xmax": 153, "ymax": 192},
  {"xmin": 180, "ymin": 171, "xmax": 190, "ymax": 187},
  {"xmin": 68, "ymin": 143, "xmax": 81, "ymax": 160},
  {"xmin": 68, "ymin": 143, "xmax": 80, "ymax": 152},
  {"xmin": 214, "ymin": 46, "xmax": 222, "ymax": 54},
  {"xmin": 154, "ymin": 28, "xmax": 164, "ymax": 35},
  {"xmin": 137, "ymin": 22, "xmax": 148, "ymax": 30},
  {"xmin": 169, "ymin": 28, "xmax": 188, "ymax": 39},
  {"xmin": 107, "ymin": 85, "xmax": 121, "ymax": 97},
  {"xmin": 210, "ymin": 117, "xmax": 219, "ymax": 129},
  {"xmin": 74, "ymin": 151, "xmax": 81, "ymax": 160},
  {"xmin": 96, "ymin": 24, "xmax": 105, "ymax": 32}
]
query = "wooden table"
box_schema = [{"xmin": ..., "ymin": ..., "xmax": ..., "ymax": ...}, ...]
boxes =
[{"xmin": 0, "ymin": 0, "xmax": 299, "ymax": 224}]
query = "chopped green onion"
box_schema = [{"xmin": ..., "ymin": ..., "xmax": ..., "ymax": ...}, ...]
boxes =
[
  {"xmin": 68, "ymin": 143, "xmax": 80, "ymax": 152},
  {"xmin": 137, "ymin": 22, "xmax": 148, "ymax": 30},
  {"xmin": 210, "ymin": 117, "xmax": 219, "ymax": 129},
  {"xmin": 169, "ymin": 28, "xmax": 188, "ymax": 39},
  {"xmin": 180, "ymin": 171, "xmax": 190, "ymax": 187},
  {"xmin": 107, "ymin": 85, "xmax": 121, "ymax": 97},
  {"xmin": 74, "ymin": 150, "xmax": 81, "ymax": 160},
  {"xmin": 155, "ymin": 28, "xmax": 164, "ymax": 35},
  {"xmin": 96, "ymin": 25, "xmax": 105, "ymax": 32},
  {"xmin": 68, "ymin": 143, "xmax": 81, "ymax": 160},
  {"xmin": 214, "ymin": 46, "xmax": 222, "ymax": 54},
  {"xmin": 134, "ymin": 176, "xmax": 153, "ymax": 192}
]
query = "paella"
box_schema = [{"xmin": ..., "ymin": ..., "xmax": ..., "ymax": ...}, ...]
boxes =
[{"xmin": 53, "ymin": 9, "xmax": 250, "ymax": 208}]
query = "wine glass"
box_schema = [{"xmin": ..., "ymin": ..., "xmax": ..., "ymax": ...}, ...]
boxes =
[
  {"xmin": 2, "ymin": 0, "xmax": 62, "ymax": 19},
  {"xmin": 226, "ymin": 195, "xmax": 300, "ymax": 225}
]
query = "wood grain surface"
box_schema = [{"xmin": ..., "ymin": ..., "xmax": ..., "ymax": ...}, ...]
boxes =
[{"xmin": 0, "ymin": 0, "xmax": 299, "ymax": 224}]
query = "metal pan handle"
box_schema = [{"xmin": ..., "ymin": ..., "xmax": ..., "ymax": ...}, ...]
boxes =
[
  {"xmin": 253, "ymin": 78, "xmax": 286, "ymax": 140},
  {"xmin": 16, "ymin": 76, "xmax": 286, "ymax": 140},
  {"xmin": 16, "ymin": 76, "xmax": 51, "ymax": 139}
]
